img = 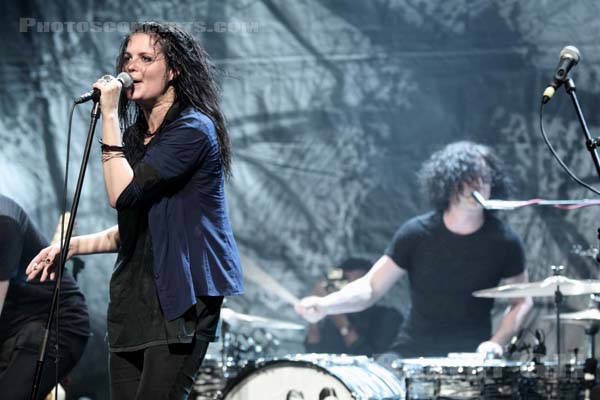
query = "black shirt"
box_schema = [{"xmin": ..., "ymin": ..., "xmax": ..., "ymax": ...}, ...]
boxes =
[
  {"xmin": 385, "ymin": 211, "xmax": 525, "ymax": 357},
  {"xmin": 108, "ymin": 202, "xmax": 223, "ymax": 351},
  {"xmin": 0, "ymin": 195, "xmax": 89, "ymax": 341}
]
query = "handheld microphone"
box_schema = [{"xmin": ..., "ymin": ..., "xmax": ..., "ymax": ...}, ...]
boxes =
[
  {"xmin": 74, "ymin": 72, "xmax": 133, "ymax": 105},
  {"xmin": 542, "ymin": 46, "xmax": 581, "ymax": 103}
]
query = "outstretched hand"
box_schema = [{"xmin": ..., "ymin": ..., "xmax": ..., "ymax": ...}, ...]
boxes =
[
  {"xmin": 294, "ymin": 296, "xmax": 327, "ymax": 324},
  {"xmin": 26, "ymin": 243, "xmax": 66, "ymax": 282}
]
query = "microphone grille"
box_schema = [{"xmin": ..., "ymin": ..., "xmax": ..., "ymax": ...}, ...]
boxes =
[
  {"xmin": 117, "ymin": 72, "xmax": 133, "ymax": 89},
  {"xmin": 560, "ymin": 45, "xmax": 581, "ymax": 63}
]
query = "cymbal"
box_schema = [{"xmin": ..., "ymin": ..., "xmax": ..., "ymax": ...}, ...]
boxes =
[
  {"xmin": 221, "ymin": 308, "xmax": 305, "ymax": 330},
  {"xmin": 473, "ymin": 276, "xmax": 600, "ymax": 298},
  {"xmin": 543, "ymin": 308, "xmax": 600, "ymax": 322}
]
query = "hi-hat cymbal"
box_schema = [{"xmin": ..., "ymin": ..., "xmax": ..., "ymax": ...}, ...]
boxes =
[
  {"xmin": 473, "ymin": 276, "xmax": 600, "ymax": 298},
  {"xmin": 543, "ymin": 308, "xmax": 600, "ymax": 322},
  {"xmin": 221, "ymin": 308, "xmax": 305, "ymax": 330}
]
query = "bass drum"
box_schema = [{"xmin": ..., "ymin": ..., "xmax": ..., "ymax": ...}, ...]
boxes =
[{"xmin": 222, "ymin": 354, "xmax": 404, "ymax": 400}]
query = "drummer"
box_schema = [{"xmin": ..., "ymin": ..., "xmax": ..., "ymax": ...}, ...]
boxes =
[{"xmin": 296, "ymin": 141, "xmax": 533, "ymax": 358}]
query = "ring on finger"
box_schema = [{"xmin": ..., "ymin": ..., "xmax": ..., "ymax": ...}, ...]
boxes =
[
  {"xmin": 45, "ymin": 258, "xmax": 51, "ymax": 264},
  {"xmin": 33, "ymin": 262, "xmax": 39, "ymax": 271}
]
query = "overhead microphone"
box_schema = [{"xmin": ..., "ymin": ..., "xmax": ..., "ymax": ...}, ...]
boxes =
[
  {"xmin": 74, "ymin": 72, "xmax": 133, "ymax": 105},
  {"xmin": 542, "ymin": 45, "xmax": 581, "ymax": 103}
]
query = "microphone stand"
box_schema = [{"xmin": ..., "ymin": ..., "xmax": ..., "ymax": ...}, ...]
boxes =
[
  {"xmin": 562, "ymin": 78, "xmax": 600, "ymax": 399},
  {"xmin": 30, "ymin": 101, "xmax": 101, "ymax": 400}
]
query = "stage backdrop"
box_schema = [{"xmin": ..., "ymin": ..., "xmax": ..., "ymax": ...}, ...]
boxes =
[{"xmin": 3, "ymin": 1, "xmax": 600, "ymax": 398}]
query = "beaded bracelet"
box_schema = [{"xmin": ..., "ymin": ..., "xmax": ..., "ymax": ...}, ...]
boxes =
[{"xmin": 102, "ymin": 152, "xmax": 126, "ymax": 163}]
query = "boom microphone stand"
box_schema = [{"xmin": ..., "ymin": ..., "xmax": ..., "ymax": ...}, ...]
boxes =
[{"xmin": 556, "ymin": 76, "xmax": 600, "ymax": 400}]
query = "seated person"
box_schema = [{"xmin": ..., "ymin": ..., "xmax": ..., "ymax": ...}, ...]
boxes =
[
  {"xmin": 0, "ymin": 194, "xmax": 90, "ymax": 399},
  {"xmin": 304, "ymin": 257, "xmax": 402, "ymax": 356}
]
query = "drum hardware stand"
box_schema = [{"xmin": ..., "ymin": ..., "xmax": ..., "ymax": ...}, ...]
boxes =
[
  {"xmin": 585, "ymin": 323, "xmax": 599, "ymax": 359},
  {"xmin": 584, "ymin": 356, "xmax": 599, "ymax": 400},
  {"xmin": 582, "ymin": 322, "xmax": 600, "ymax": 400},
  {"xmin": 221, "ymin": 321, "xmax": 229, "ymax": 368},
  {"xmin": 220, "ymin": 321, "xmax": 239, "ymax": 380},
  {"xmin": 552, "ymin": 265, "xmax": 565, "ymax": 372},
  {"xmin": 530, "ymin": 328, "xmax": 547, "ymax": 371}
]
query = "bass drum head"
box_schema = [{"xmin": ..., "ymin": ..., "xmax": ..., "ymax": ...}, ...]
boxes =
[{"xmin": 222, "ymin": 354, "xmax": 403, "ymax": 400}]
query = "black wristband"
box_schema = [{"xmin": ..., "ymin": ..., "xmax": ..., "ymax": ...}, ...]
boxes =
[{"xmin": 98, "ymin": 139, "xmax": 124, "ymax": 153}]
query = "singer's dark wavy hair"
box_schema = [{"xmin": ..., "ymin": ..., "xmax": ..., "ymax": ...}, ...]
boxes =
[
  {"xmin": 417, "ymin": 141, "xmax": 512, "ymax": 211},
  {"xmin": 115, "ymin": 21, "xmax": 232, "ymax": 177}
]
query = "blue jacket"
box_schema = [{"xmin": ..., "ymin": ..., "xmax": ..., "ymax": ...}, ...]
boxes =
[{"xmin": 116, "ymin": 106, "xmax": 243, "ymax": 321}]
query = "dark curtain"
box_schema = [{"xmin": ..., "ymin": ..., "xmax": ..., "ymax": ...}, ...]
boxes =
[{"xmin": 2, "ymin": 1, "xmax": 600, "ymax": 398}]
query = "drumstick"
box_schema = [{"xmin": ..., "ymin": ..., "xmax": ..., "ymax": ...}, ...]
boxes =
[{"xmin": 241, "ymin": 255, "xmax": 300, "ymax": 305}]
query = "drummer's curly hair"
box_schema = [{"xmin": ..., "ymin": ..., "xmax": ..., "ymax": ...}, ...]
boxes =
[{"xmin": 418, "ymin": 141, "xmax": 512, "ymax": 211}]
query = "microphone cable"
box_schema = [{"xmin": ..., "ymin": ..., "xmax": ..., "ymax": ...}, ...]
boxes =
[
  {"xmin": 539, "ymin": 99, "xmax": 600, "ymax": 196},
  {"xmin": 52, "ymin": 101, "xmax": 76, "ymax": 400}
]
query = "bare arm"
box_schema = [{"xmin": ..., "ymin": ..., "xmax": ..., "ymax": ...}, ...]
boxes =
[
  {"xmin": 73, "ymin": 224, "xmax": 121, "ymax": 255},
  {"xmin": 92, "ymin": 78, "xmax": 134, "ymax": 208},
  {"xmin": 26, "ymin": 225, "xmax": 120, "ymax": 282},
  {"xmin": 321, "ymin": 255, "xmax": 405, "ymax": 313},
  {"xmin": 0, "ymin": 280, "xmax": 8, "ymax": 317},
  {"xmin": 489, "ymin": 271, "xmax": 533, "ymax": 345},
  {"xmin": 100, "ymin": 113, "xmax": 133, "ymax": 208},
  {"xmin": 476, "ymin": 271, "xmax": 532, "ymax": 356},
  {"xmin": 295, "ymin": 255, "xmax": 405, "ymax": 322}
]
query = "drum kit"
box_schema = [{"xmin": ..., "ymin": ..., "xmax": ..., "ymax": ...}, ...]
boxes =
[
  {"xmin": 193, "ymin": 268, "xmax": 600, "ymax": 399},
  {"xmin": 193, "ymin": 307, "xmax": 307, "ymax": 400}
]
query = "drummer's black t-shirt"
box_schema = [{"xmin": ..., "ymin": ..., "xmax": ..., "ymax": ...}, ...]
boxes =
[
  {"xmin": 385, "ymin": 211, "xmax": 525, "ymax": 357},
  {"xmin": 0, "ymin": 195, "xmax": 90, "ymax": 340}
]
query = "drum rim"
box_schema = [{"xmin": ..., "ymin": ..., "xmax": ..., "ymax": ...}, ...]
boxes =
[
  {"xmin": 221, "ymin": 357, "xmax": 378, "ymax": 399},
  {"xmin": 398, "ymin": 357, "xmax": 523, "ymax": 375},
  {"xmin": 223, "ymin": 359, "xmax": 355, "ymax": 396}
]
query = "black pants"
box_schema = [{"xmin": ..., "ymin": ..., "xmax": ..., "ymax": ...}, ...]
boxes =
[
  {"xmin": 0, "ymin": 321, "xmax": 88, "ymax": 400},
  {"xmin": 109, "ymin": 339, "xmax": 210, "ymax": 400}
]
